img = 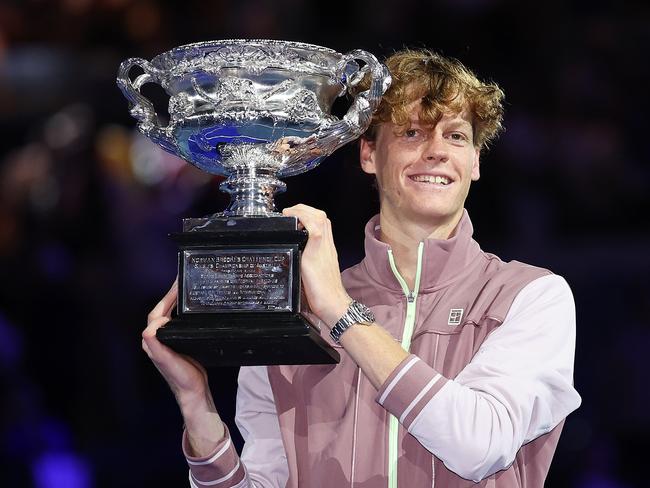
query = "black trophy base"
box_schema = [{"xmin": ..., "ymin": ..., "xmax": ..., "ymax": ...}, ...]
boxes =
[{"xmin": 156, "ymin": 313, "xmax": 340, "ymax": 367}]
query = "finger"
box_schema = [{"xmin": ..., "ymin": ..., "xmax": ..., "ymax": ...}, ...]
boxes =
[
  {"xmin": 161, "ymin": 279, "xmax": 179, "ymax": 316},
  {"xmin": 283, "ymin": 205, "xmax": 328, "ymax": 238},
  {"xmin": 283, "ymin": 203, "xmax": 323, "ymax": 216},
  {"xmin": 283, "ymin": 203, "xmax": 316, "ymax": 212},
  {"xmin": 282, "ymin": 206, "xmax": 299, "ymax": 228},
  {"xmin": 147, "ymin": 280, "xmax": 178, "ymax": 322},
  {"xmin": 143, "ymin": 315, "xmax": 170, "ymax": 338},
  {"xmin": 290, "ymin": 218, "xmax": 305, "ymax": 231},
  {"xmin": 283, "ymin": 204, "xmax": 323, "ymax": 223},
  {"xmin": 282, "ymin": 206, "xmax": 316, "ymax": 232},
  {"xmin": 142, "ymin": 320, "xmax": 177, "ymax": 364}
]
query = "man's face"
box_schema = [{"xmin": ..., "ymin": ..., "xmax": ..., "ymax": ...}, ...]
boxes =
[{"xmin": 360, "ymin": 101, "xmax": 480, "ymax": 228}]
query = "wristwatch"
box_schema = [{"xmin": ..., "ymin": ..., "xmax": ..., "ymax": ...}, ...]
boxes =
[{"xmin": 330, "ymin": 300, "xmax": 375, "ymax": 344}]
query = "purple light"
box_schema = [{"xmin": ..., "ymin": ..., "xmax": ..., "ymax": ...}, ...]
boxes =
[{"xmin": 32, "ymin": 451, "xmax": 92, "ymax": 488}]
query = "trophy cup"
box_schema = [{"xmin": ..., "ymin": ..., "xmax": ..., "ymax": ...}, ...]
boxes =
[{"xmin": 117, "ymin": 40, "xmax": 390, "ymax": 367}]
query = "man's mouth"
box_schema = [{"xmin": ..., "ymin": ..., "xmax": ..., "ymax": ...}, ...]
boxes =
[{"xmin": 408, "ymin": 175, "xmax": 452, "ymax": 185}]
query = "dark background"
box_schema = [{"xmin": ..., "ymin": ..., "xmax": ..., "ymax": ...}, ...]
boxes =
[{"xmin": 1, "ymin": 1, "xmax": 648, "ymax": 487}]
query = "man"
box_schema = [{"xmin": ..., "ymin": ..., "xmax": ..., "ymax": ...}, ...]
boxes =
[{"xmin": 143, "ymin": 49, "xmax": 581, "ymax": 487}]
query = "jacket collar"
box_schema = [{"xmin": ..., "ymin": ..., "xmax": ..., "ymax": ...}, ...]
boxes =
[{"xmin": 361, "ymin": 210, "xmax": 482, "ymax": 293}]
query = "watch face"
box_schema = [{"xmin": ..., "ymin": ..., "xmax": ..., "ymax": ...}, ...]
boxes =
[
  {"xmin": 352, "ymin": 301, "xmax": 374, "ymax": 324},
  {"xmin": 330, "ymin": 301, "xmax": 375, "ymax": 343}
]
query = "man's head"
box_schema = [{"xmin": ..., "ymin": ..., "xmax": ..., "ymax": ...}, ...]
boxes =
[
  {"xmin": 359, "ymin": 49, "xmax": 505, "ymax": 149},
  {"xmin": 358, "ymin": 49, "xmax": 505, "ymax": 232}
]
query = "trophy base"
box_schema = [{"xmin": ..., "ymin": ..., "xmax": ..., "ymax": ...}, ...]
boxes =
[
  {"xmin": 157, "ymin": 313, "xmax": 340, "ymax": 367},
  {"xmin": 164, "ymin": 215, "xmax": 340, "ymax": 367}
]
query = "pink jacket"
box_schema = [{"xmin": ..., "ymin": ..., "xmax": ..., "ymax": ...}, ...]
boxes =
[{"xmin": 183, "ymin": 212, "xmax": 581, "ymax": 488}]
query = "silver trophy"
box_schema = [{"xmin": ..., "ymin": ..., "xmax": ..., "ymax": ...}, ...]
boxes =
[{"xmin": 117, "ymin": 40, "xmax": 390, "ymax": 366}]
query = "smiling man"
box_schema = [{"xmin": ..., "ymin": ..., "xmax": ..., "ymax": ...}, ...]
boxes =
[{"xmin": 143, "ymin": 49, "xmax": 581, "ymax": 488}]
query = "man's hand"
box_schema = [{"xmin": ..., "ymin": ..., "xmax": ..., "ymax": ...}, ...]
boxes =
[
  {"xmin": 142, "ymin": 280, "xmax": 225, "ymax": 456},
  {"xmin": 282, "ymin": 204, "xmax": 352, "ymax": 328}
]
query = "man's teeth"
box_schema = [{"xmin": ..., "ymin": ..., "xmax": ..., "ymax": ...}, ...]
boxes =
[{"xmin": 410, "ymin": 175, "xmax": 451, "ymax": 185}]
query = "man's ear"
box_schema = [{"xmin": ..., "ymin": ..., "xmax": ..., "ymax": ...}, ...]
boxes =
[
  {"xmin": 471, "ymin": 147, "xmax": 481, "ymax": 181},
  {"xmin": 359, "ymin": 137, "xmax": 376, "ymax": 175}
]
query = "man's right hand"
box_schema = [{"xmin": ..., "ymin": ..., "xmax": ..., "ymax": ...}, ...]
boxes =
[{"xmin": 142, "ymin": 280, "xmax": 225, "ymax": 456}]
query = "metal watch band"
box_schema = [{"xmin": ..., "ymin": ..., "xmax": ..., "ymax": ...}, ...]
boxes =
[{"xmin": 330, "ymin": 300, "xmax": 375, "ymax": 344}]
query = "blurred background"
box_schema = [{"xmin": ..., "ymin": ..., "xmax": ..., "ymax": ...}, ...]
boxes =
[{"xmin": 0, "ymin": 0, "xmax": 648, "ymax": 486}]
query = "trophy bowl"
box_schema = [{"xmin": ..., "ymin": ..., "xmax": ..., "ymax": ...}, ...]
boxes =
[
  {"xmin": 118, "ymin": 40, "xmax": 390, "ymax": 366},
  {"xmin": 118, "ymin": 39, "xmax": 391, "ymax": 217}
]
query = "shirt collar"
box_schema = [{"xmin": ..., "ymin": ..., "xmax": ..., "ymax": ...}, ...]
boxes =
[{"xmin": 361, "ymin": 210, "xmax": 482, "ymax": 292}]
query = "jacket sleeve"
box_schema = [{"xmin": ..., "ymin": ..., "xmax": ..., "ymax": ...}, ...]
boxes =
[
  {"xmin": 375, "ymin": 274, "xmax": 582, "ymax": 482},
  {"xmin": 183, "ymin": 366, "xmax": 289, "ymax": 488}
]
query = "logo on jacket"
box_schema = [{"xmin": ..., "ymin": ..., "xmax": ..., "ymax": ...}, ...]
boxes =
[{"xmin": 448, "ymin": 308, "xmax": 464, "ymax": 326}]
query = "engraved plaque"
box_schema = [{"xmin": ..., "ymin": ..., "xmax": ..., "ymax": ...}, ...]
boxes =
[{"xmin": 182, "ymin": 248, "xmax": 293, "ymax": 313}]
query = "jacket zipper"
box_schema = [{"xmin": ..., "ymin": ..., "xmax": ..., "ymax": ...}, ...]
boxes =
[{"xmin": 386, "ymin": 242, "xmax": 424, "ymax": 488}]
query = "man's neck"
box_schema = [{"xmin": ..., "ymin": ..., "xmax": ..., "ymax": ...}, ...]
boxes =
[{"xmin": 378, "ymin": 209, "xmax": 462, "ymax": 290}]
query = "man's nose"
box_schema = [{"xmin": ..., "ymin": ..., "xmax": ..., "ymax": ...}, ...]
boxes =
[{"xmin": 422, "ymin": 134, "xmax": 449, "ymax": 162}]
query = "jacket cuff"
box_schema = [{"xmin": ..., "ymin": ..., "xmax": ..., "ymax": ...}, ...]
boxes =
[
  {"xmin": 375, "ymin": 354, "xmax": 449, "ymax": 430},
  {"xmin": 183, "ymin": 425, "xmax": 246, "ymax": 487}
]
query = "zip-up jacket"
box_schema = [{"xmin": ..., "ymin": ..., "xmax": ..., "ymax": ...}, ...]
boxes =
[{"xmin": 183, "ymin": 211, "xmax": 581, "ymax": 488}]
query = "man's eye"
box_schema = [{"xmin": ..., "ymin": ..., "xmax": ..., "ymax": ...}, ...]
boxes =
[
  {"xmin": 449, "ymin": 132, "xmax": 468, "ymax": 141},
  {"xmin": 404, "ymin": 129, "xmax": 419, "ymax": 138}
]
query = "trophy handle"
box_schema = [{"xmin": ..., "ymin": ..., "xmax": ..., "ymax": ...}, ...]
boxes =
[
  {"xmin": 336, "ymin": 49, "xmax": 392, "ymax": 133},
  {"xmin": 278, "ymin": 50, "xmax": 390, "ymax": 167},
  {"xmin": 117, "ymin": 58, "xmax": 178, "ymax": 154}
]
